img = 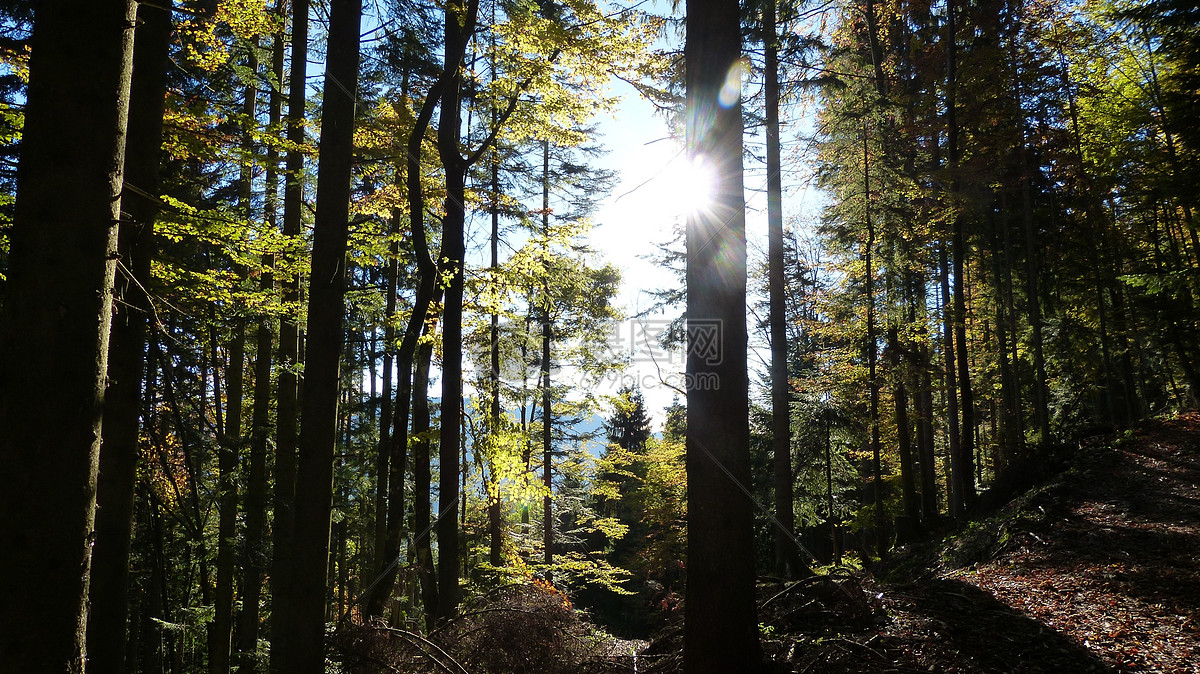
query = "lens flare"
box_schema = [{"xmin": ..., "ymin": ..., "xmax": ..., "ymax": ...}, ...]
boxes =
[{"xmin": 719, "ymin": 58, "xmax": 749, "ymax": 108}]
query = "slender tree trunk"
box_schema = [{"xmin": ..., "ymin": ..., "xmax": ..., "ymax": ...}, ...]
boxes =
[
  {"xmin": 824, "ymin": 414, "xmax": 841, "ymax": 565},
  {"xmin": 941, "ymin": 244, "xmax": 963, "ymax": 515},
  {"xmin": 0, "ymin": 2, "xmax": 136, "ymax": 670},
  {"xmin": 213, "ymin": 51, "xmax": 258, "ymax": 674},
  {"xmin": 889, "ymin": 327, "xmax": 919, "ymax": 525},
  {"xmin": 540, "ymin": 140, "xmax": 555, "ymax": 575},
  {"xmin": 945, "ymin": 0, "xmax": 976, "ymax": 510},
  {"xmin": 989, "ymin": 206, "xmax": 1018, "ymax": 473},
  {"xmin": 271, "ymin": 1, "xmax": 307, "ymax": 666},
  {"xmin": 433, "ymin": 0, "xmax": 480, "ymax": 623},
  {"xmin": 361, "ymin": 32, "xmax": 450, "ymax": 620},
  {"xmin": 683, "ymin": 0, "xmax": 763, "ymax": 670},
  {"xmin": 915, "ymin": 278, "xmax": 938, "ymax": 519},
  {"xmin": 488, "ymin": 17, "xmax": 505, "ymax": 569},
  {"xmin": 412, "ymin": 308, "xmax": 441, "ymax": 628},
  {"xmin": 212, "ymin": 327, "xmax": 244, "ymax": 674},
  {"xmin": 1020, "ymin": 134, "xmax": 1051, "ymax": 444},
  {"xmin": 283, "ymin": 1, "xmax": 361, "ymax": 671},
  {"xmin": 765, "ymin": 0, "xmax": 802, "ymax": 580},
  {"xmin": 87, "ymin": 2, "xmax": 172, "ymax": 672},
  {"xmin": 863, "ymin": 131, "xmax": 886, "ymax": 557},
  {"xmin": 237, "ymin": 17, "xmax": 286, "ymax": 672},
  {"xmin": 372, "ymin": 210, "xmax": 399, "ymax": 579}
]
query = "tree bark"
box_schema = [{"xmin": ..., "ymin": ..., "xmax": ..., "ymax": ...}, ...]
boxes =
[
  {"xmin": 433, "ymin": 0, "xmax": 480, "ymax": 623},
  {"xmin": 86, "ymin": 2, "xmax": 172, "ymax": 672},
  {"xmin": 765, "ymin": 0, "xmax": 803, "ymax": 580},
  {"xmin": 213, "ymin": 49, "xmax": 258, "ymax": 674},
  {"xmin": 541, "ymin": 140, "xmax": 554, "ymax": 574},
  {"xmin": 238, "ymin": 16, "xmax": 286, "ymax": 672},
  {"xmin": 889, "ymin": 327, "xmax": 919, "ymax": 525},
  {"xmin": 412, "ymin": 307, "xmax": 442, "ymax": 628},
  {"xmin": 0, "ymin": 1, "xmax": 136, "ymax": 670},
  {"xmin": 683, "ymin": 0, "xmax": 763, "ymax": 670},
  {"xmin": 271, "ymin": 1, "xmax": 307, "ymax": 667},
  {"xmin": 283, "ymin": 1, "xmax": 361, "ymax": 670},
  {"xmin": 864, "ymin": 130, "xmax": 886, "ymax": 557},
  {"xmin": 945, "ymin": 0, "xmax": 975, "ymax": 511}
]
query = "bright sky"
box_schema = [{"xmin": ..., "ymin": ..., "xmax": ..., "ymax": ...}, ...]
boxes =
[
  {"xmin": 425, "ymin": 1, "xmax": 828, "ymax": 433},
  {"xmin": 585, "ymin": 70, "xmax": 825, "ymax": 430}
]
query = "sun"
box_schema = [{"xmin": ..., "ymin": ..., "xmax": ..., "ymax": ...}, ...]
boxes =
[{"xmin": 656, "ymin": 152, "xmax": 717, "ymax": 218}]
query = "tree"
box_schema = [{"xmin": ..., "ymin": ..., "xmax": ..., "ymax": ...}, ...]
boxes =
[
  {"xmin": 271, "ymin": 0, "xmax": 308, "ymax": 666},
  {"xmin": 606, "ymin": 385, "xmax": 653, "ymax": 453},
  {"xmin": 760, "ymin": 0, "xmax": 806, "ymax": 580},
  {"xmin": 0, "ymin": 1, "xmax": 136, "ymax": 671},
  {"xmin": 683, "ymin": 0, "xmax": 763, "ymax": 670},
  {"xmin": 86, "ymin": 2, "xmax": 174, "ymax": 673},
  {"xmin": 282, "ymin": 0, "xmax": 362, "ymax": 670}
]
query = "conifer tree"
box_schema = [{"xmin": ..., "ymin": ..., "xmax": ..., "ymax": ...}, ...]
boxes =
[
  {"xmin": 0, "ymin": 1, "xmax": 136, "ymax": 670},
  {"xmin": 683, "ymin": 0, "xmax": 763, "ymax": 670}
]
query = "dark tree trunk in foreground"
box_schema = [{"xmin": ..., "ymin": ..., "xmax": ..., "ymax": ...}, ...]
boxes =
[
  {"xmin": 87, "ymin": 2, "xmax": 173, "ymax": 673},
  {"xmin": 683, "ymin": 0, "xmax": 763, "ymax": 671},
  {"xmin": 283, "ymin": 1, "xmax": 361, "ymax": 670},
  {"xmin": 412, "ymin": 306, "xmax": 442, "ymax": 626},
  {"xmin": 0, "ymin": 2, "xmax": 136, "ymax": 671}
]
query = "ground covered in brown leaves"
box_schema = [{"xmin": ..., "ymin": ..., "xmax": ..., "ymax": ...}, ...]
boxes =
[{"xmin": 759, "ymin": 412, "xmax": 1200, "ymax": 673}]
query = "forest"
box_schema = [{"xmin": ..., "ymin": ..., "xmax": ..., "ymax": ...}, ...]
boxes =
[{"xmin": 0, "ymin": 0, "xmax": 1197, "ymax": 672}]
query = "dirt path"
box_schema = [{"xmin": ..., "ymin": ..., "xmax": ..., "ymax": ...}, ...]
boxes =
[
  {"xmin": 942, "ymin": 413, "xmax": 1200, "ymax": 672},
  {"xmin": 771, "ymin": 413, "xmax": 1200, "ymax": 673}
]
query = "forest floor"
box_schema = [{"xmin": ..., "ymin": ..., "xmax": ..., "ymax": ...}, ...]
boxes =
[{"xmin": 750, "ymin": 411, "xmax": 1200, "ymax": 673}]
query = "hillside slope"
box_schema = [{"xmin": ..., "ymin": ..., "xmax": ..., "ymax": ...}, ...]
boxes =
[{"xmin": 760, "ymin": 412, "xmax": 1200, "ymax": 673}]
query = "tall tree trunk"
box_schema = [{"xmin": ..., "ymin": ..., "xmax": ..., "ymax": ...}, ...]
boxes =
[
  {"xmin": 271, "ymin": 0, "xmax": 307, "ymax": 666},
  {"xmin": 371, "ymin": 65, "xmax": 411, "ymax": 583},
  {"xmin": 863, "ymin": 131, "xmax": 886, "ymax": 557},
  {"xmin": 989, "ymin": 206, "xmax": 1018, "ymax": 473},
  {"xmin": 941, "ymin": 244, "xmax": 964, "ymax": 516},
  {"xmin": 683, "ymin": 0, "xmax": 763, "ymax": 670},
  {"xmin": 889, "ymin": 327, "xmax": 919, "ymax": 525},
  {"xmin": 946, "ymin": 0, "xmax": 976, "ymax": 510},
  {"xmin": 0, "ymin": 2, "xmax": 136, "ymax": 670},
  {"xmin": 1019, "ymin": 134, "xmax": 1051, "ymax": 444},
  {"xmin": 87, "ymin": 2, "xmax": 172, "ymax": 672},
  {"xmin": 765, "ymin": 0, "xmax": 802, "ymax": 580},
  {"xmin": 433, "ymin": 0, "xmax": 480, "ymax": 623},
  {"xmin": 238, "ymin": 17, "xmax": 286, "ymax": 672},
  {"xmin": 540, "ymin": 140, "xmax": 555, "ymax": 574},
  {"xmin": 283, "ymin": 1, "xmax": 361, "ymax": 671},
  {"xmin": 824, "ymin": 413, "xmax": 841, "ymax": 565},
  {"xmin": 361, "ymin": 34, "xmax": 449, "ymax": 620},
  {"xmin": 412, "ymin": 306, "xmax": 441, "ymax": 628},
  {"xmin": 488, "ymin": 15, "xmax": 505, "ymax": 569},
  {"xmin": 213, "ymin": 51, "xmax": 258, "ymax": 674},
  {"xmin": 914, "ymin": 279, "xmax": 939, "ymax": 519},
  {"xmin": 371, "ymin": 210, "xmax": 400, "ymax": 581}
]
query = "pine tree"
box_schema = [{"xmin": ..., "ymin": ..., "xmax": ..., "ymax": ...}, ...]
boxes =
[
  {"xmin": 0, "ymin": 1, "xmax": 137, "ymax": 670},
  {"xmin": 683, "ymin": 0, "xmax": 763, "ymax": 670}
]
